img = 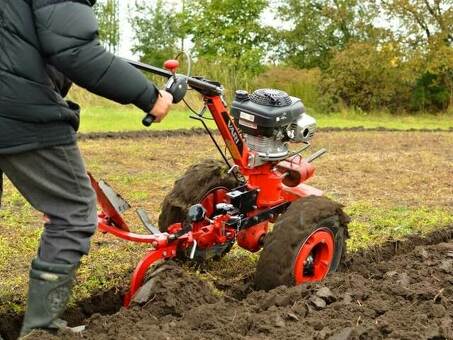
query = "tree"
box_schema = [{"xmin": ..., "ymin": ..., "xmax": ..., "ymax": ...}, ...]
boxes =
[
  {"xmin": 94, "ymin": 0, "xmax": 120, "ymax": 53},
  {"xmin": 182, "ymin": 0, "xmax": 269, "ymax": 75},
  {"xmin": 382, "ymin": 0, "xmax": 452, "ymax": 47},
  {"xmin": 275, "ymin": 0, "xmax": 380, "ymax": 69},
  {"xmin": 382, "ymin": 1, "xmax": 452, "ymax": 111},
  {"xmin": 130, "ymin": 0, "xmax": 180, "ymax": 67}
]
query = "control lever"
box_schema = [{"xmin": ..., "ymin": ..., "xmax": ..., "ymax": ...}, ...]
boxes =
[
  {"xmin": 168, "ymin": 204, "xmax": 206, "ymax": 241},
  {"xmin": 164, "ymin": 60, "xmax": 188, "ymax": 104},
  {"xmin": 142, "ymin": 59, "xmax": 188, "ymax": 127},
  {"xmin": 189, "ymin": 240, "xmax": 198, "ymax": 260}
]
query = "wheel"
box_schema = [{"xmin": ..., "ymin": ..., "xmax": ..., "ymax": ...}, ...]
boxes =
[
  {"xmin": 254, "ymin": 195, "xmax": 350, "ymax": 291},
  {"xmin": 158, "ymin": 159, "xmax": 239, "ymax": 232}
]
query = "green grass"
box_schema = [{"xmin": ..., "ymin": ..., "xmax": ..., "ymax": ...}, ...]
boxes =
[
  {"xmin": 79, "ymin": 106, "xmax": 215, "ymax": 133},
  {"xmin": 79, "ymin": 105, "xmax": 453, "ymax": 133},
  {"xmin": 315, "ymin": 110, "xmax": 453, "ymax": 130},
  {"xmin": 345, "ymin": 202, "xmax": 453, "ymax": 251}
]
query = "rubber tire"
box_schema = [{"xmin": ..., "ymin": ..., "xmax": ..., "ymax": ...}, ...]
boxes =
[
  {"xmin": 158, "ymin": 159, "xmax": 239, "ymax": 232},
  {"xmin": 254, "ymin": 195, "xmax": 350, "ymax": 291}
]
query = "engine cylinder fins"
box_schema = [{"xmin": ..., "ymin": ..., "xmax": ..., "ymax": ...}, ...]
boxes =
[
  {"xmin": 245, "ymin": 134, "xmax": 289, "ymax": 161},
  {"xmin": 249, "ymin": 88, "xmax": 292, "ymax": 107}
]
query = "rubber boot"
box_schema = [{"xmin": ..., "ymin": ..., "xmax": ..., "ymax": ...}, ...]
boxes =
[{"xmin": 20, "ymin": 258, "xmax": 77, "ymax": 337}]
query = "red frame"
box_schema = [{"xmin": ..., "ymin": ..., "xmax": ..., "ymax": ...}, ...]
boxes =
[{"xmin": 92, "ymin": 87, "xmax": 324, "ymax": 307}]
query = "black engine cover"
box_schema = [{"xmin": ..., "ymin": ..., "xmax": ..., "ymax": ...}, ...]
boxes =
[{"xmin": 231, "ymin": 89, "xmax": 305, "ymax": 137}]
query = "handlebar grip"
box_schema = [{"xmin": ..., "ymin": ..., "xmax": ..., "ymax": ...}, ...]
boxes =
[{"xmin": 142, "ymin": 113, "xmax": 156, "ymax": 127}]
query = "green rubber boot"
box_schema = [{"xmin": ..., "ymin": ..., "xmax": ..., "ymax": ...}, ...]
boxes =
[{"xmin": 20, "ymin": 258, "xmax": 77, "ymax": 337}]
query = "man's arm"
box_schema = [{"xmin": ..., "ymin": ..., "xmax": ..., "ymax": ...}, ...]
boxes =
[{"xmin": 32, "ymin": 0, "xmax": 159, "ymax": 113}]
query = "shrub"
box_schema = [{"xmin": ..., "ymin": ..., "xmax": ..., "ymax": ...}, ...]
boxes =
[
  {"xmin": 322, "ymin": 42, "xmax": 415, "ymax": 112},
  {"xmin": 410, "ymin": 43, "xmax": 452, "ymax": 112}
]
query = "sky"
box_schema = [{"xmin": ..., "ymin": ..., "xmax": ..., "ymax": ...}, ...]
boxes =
[
  {"xmin": 118, "ymin": 0, "xmax": 136, "ymax": 59},
  {"xmin": 118, "ymin": 0, "xmax": 182, "ymax": 59}
]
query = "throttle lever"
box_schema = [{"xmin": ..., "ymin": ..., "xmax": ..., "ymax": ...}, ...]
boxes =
[
  {"xmin": 163, "ymin": 58, "xmax": 187, "ymax": 104},
  {"xmin": 141, "ymin": 59, "xmax": 187, "ymax": 127}
]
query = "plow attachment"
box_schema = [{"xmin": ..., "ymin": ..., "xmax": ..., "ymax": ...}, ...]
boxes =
[{"xmin": 88, "ymin": 173, "xmax": 182, "ymax": 307}]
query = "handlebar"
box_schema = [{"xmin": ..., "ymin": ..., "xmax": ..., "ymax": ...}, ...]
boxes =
[
  {"xmin": 123, "ymin": 58, "xmax": 224, "ymax": 97},
  {"xmin": 124, "ymin": 58, "xmax": 223, "ymax": 128}
]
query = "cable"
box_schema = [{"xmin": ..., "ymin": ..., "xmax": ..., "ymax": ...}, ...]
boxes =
[
  {"xmin": 182, "ymin": 98, "xmax": 201, "ymax": 115},
  {"xmin": 175, "ymin": 50, "xmax": 214, "ymax": 121},
  {"xmin": 175, "ymin": 50, "xmax": 192, "ymax": 78}
]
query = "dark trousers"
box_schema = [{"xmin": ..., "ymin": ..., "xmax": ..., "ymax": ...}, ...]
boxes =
[{"xmin": 0, "ymin": 143, "xmax": 97, "ymax": 264}]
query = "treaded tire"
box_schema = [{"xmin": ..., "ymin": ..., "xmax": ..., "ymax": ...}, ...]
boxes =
[
  {"xmin": 254, "ymin": 195, "xmax": 350, "ymax": 291},
  {"xmin": 158, "ymin": 159, "xmax": 239, "ymax": 232}
]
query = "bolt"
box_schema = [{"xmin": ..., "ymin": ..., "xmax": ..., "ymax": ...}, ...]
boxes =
[{"xmin": 163, "ymin": 251, "xmax": 167, "ymax": 257}]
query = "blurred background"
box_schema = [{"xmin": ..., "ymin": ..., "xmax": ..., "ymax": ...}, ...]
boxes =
[{"xmin": 70, "ymin": 0, "xmax": 452, "ymax": 130}]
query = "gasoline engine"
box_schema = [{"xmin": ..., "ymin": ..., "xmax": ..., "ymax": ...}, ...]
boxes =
[{"xmin": 231, "ymin": 88, "xmax": 317, "ymax": 163}]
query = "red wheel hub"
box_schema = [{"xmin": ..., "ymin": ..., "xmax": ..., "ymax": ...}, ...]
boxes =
[
  {"xmin": 293, "ymin": 228, "xmax": 334, "ymax": 284},
  {"xmin": 200, "ymin": 187, "xmax": 229, "ymax": 218}
]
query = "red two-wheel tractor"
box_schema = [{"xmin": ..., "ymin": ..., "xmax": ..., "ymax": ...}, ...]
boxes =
[{"xmin": 89, "ymin": 57, "xmax": 350, "ymax": 307}]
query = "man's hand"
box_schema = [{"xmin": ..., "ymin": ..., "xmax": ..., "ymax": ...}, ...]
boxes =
[{"xmin": 151, "ymin": 91, "xmax": 173, "ymax": 122}]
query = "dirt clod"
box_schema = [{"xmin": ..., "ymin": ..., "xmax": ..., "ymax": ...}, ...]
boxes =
[
  {"xmin": 310, "ymin": 295, "xmax": 327, "ymax": 309},
  {"xmin": 327, "ymin": 327, "xmax": 354, "ymax": 340},
  {"xmin": 316, "ymin": 287, "xmax": 336, "ymax": 303},
  {"xmin": 439, "ymin": 260, "xmax": 452, "ymax": 273},
  {"xmin": 396, "ymin": 272, "xmax": 410, "ymax": 287}
]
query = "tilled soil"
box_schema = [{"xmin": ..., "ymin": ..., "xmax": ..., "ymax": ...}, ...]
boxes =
[
  {"xmin": 27, "ymin": 227, "xmax": 453, "ymax": 340},
  {"xmin": 1, "ymin": 130, "xmax": 451, "ymax": 340}
]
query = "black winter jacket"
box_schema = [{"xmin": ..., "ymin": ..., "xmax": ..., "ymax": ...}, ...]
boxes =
[{"xmin": 0, "ymin": 0, "xmax": 159, "ymax": 154}]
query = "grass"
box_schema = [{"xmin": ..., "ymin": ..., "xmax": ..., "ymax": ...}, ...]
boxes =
[
  {"xmin": 346, "ymin": 202, "xmax": 453, "ymax": 251},
  {"xmin": 315, "ymin": 110, "xmax": 453, "ymax": 130},
  {"xmin": 79, "ymin": 105, "xmax": 217, "ymax": 133},
  {"xmin": 0, "ymin": 131, "xmax": 452, "ymax": 315},
  {"xmin": 77, "ymin": 104, "xmax": 453, "ymax": 133}
]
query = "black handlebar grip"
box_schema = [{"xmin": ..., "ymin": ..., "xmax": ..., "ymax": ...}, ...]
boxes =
[{"xmin": 142, "ymin": 113, "xmax": 156, "ymax": 127}]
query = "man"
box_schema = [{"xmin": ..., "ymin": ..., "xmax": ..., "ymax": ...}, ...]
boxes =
[{"xmin": 0, "ymin": 0, "xmax": 173, "ymax": 336}]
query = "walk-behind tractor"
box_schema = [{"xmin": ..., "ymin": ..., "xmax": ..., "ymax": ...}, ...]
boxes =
[{"xmin": 89, "ymin": 58, "xmax": 350, "ymax": 307}]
